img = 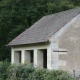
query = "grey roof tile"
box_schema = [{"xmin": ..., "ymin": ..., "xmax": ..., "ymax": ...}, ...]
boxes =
[{"xmin": 8, "ymin": 7, "xmax": 80, "ymax": 46}]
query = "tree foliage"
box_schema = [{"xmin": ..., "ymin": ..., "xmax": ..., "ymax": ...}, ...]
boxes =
[{"xmin": 0, "ymin": 0, "xmax": 80, "ymax": 61}]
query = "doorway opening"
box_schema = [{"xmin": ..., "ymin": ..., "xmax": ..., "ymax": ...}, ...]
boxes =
[
  {"xmin": 37, "ymin": 49, "xmax": 47, "ymax": 68},
  {"xmin": 30, "ymin": 50, "xmax": 34, "ymax": 63},
  {"xmin": 25, "ymin": 50, "xmax": 34, "ymax": 64},
  {"xmin": 43, "ymin": 49, "xmax": 47, "ymax": 68},
  {"xmin": 14, "ymin": 51, "xmax": 21, "ymax": 63},
  {"xmin": 19, "ymin": 52, "xmax": 21, "ymax": 63}
]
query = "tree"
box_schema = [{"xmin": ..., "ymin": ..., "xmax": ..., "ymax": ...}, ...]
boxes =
[{"xmin": 0, "ymin": 0, "xmax": 79, "ymax": 61}]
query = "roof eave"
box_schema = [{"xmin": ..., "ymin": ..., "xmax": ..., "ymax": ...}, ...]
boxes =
[{"xmin": 7, "ymin": 40, "xmax": 50, "ymax": 47}]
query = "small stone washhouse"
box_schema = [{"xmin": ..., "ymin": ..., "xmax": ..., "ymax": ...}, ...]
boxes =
[{"xmin": 8, "ymin": 7, "xmax": 80, "ymax": 76}]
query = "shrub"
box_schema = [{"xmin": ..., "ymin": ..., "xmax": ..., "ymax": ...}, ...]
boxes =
[
  {"xmin": 0, "ymin": 62, "xmax": 75, "ymax": 80},
  {"xmin": 28, "ymin": 69, "xmax": 75, "ymax": 80},
  {"xmin": 51, "ymin": 70, "xmax": 74, "ymax": 80},
  {"xmin": 7, "ymin": 63, "xmax": 35, "ymax": 80},
  {"xmin": 0, "ymin": 61, "xmax": 10, "ymax": 80},
  {"xmin": 28, "ymin": 68, "xmax": 47, "ymax": 80}
]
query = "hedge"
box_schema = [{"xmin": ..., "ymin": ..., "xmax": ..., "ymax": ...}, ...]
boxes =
[{"xmin": 0, "ymin": 61, "xmax": 75, "ymax": 80}]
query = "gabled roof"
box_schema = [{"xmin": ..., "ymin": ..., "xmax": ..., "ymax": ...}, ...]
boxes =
[{"xmin": 8, "ymin": 7, "xmax": 80, "ymax": 46}]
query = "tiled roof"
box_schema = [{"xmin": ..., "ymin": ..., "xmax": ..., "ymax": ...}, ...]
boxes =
[{"xmin": 8, "ymin": 7, "xmax": 80, "ymax": 46}]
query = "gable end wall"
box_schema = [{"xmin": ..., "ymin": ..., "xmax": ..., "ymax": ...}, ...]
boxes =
[{"xmin": 50, "ymin": 14, "xmax": 80, "ymax": 76}]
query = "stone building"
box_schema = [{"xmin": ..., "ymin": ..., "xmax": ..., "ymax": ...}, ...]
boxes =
[{"xmin": 8, "ymin": 7, "xmax": 80, "ymax": 75}]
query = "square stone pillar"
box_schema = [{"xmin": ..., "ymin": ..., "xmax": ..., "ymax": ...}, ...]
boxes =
[
  {"xmin": 47, "ymin": 47, "xmax": 52, "ymax": 69},
  {"xmin": 11, "ymin": 48, "xmax": 14, "ymax": 64},
  {"xmin": 21, "ymin": 50, "xmax": 25, "ymax": 64},
  {"xmin": 34, "ymin": 49, "xmax": 38, "ymax": 67}
]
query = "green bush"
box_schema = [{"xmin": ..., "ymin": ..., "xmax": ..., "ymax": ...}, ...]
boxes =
[
  {"xmin": 7, "ymin": 63, "xmax": 35, "ymax": 80},
  {"xmin": 51, "ymin": 70, "xmax": 74, "ymax": 80},
  {"xmin": 28, "ymin": 69, "xmax": 74, "ymax": 80},
  {"xmin": 0, "ymin": 61, "xmax": 75, "ymax": 80},
  {"xmin": 28, "ymin": 68, "xmax": 47, "ymax": 80},
  {"xmin": 0, "ymin": 61, "xmax": 10, "ymax": 80}
]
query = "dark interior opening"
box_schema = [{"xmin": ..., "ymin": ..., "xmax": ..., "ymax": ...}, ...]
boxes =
[
  {"xmin": 19, "ymin": 51, "xmax": 21, "ymax": 63},
  {"xmin": 30, "ymin": 50, "xmax": 34, "ymax": 63},
  {"xmin": 43, "ymin": 49, "xmax": 47, "ymax": 68}
]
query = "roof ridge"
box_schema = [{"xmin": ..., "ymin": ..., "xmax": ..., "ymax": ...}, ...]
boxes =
[{"xmin": 44, "ymin": 7, "xmax": 80, "ymax": 17}]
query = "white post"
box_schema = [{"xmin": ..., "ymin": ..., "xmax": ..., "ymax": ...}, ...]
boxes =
[
  {"xmin": 34, "ymin": 49, "xmax": 38, "ymax": 67},
  {"xmin": 11, "ymin": 48, "xmax": 14, "ymax": 64},
  {"xmin": 21, "ymin": 50, "xmax": 25, "ymax": 64},
  {"xmin": 47, "ymin": 47, "xmax": 52, "ymax": 69}
]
